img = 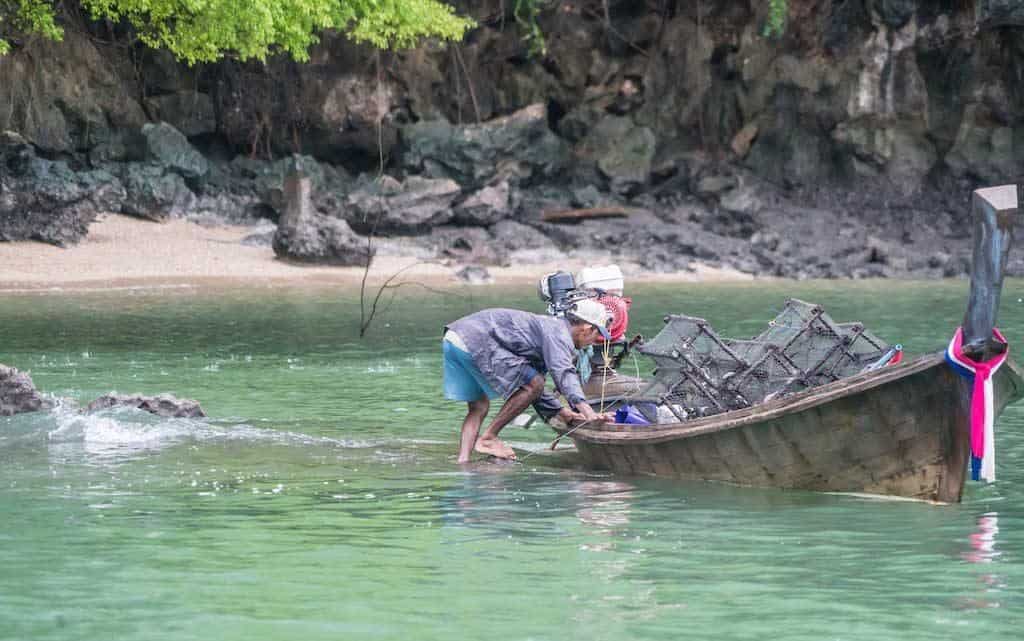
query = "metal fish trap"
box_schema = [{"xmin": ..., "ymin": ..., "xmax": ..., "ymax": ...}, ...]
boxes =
[{"xmin": 638, "ymin": 299, "xmax": 893, "ymax": 420}]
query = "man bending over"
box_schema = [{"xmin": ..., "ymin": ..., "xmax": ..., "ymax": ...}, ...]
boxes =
[{"xmin": 443, "ymin": 299, "xmax": 612, "ymax": 462}]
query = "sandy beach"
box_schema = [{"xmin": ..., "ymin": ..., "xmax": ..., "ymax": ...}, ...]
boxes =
[{"xmin": 0, "ymin": 214, "xmax": 752, "ymax": 293}]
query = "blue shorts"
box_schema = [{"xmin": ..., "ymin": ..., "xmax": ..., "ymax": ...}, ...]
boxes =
[
  {"xmin": 443, "ymin": 340, "xmax": 500, "ymax": 401},
  {"xmin": 442, "ymin": 340, "xmax": 542, "ymax": 402}
]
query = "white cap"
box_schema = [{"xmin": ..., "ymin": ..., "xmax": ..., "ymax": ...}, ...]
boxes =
[{"xmin": 567, "ymin": 298, "xmax": 612, "ymax": 339}]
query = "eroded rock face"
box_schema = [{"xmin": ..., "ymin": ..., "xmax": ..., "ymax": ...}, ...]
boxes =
[
  {"xmin": 978, "ymin": 0, "xmax": 1024, "ymax": 27},
  {"xmin": 0, "ymin": 31, "xmax": 146, "ymax": 154},
  {"xmin": 0, "ymin": 364, "xmax": 50, "ymax": 416},
  {"xmin": 401, "ymin": 104, "xmax": 571, "ymax": 187},
  {"xmin": 577, "ymin": 116, "xmax": 656, "ymax": 195},
  {"xmin": 452, "ymin": 181, "xmax": 511, "ymax": 226},
  {"xmin": 145, "ymin": 91, "xmax": 217, "ymax": 138},
  {"xmin": 120, "ymin": 163, "xmax": 197, "ymax": 221},
  {"xmin": 0, "ymin": 132, "xmax": 125, "ymax": 246},
  {"xmin": 345, "ymin": 175, "xmax": 460, "ymax": 234},
  {"xmin": 1, "ymin": 3, "xmax": 1022, "ymax": 281},
  {"xmin": 85, "ymin": 393, "xmax": 206, "ymax": 418},
  {"xmin": 141, "ymin": 122, "xmax": 209, "ymax": 182}
]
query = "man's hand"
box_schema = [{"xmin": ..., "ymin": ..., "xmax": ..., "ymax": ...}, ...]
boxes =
[
  {"xmin": 579, "ymin": 404, "xmax": 614, "ymax": 424},
  {"xmin": 556, "ymin": 404, "xmax": 614, "ymax": 426},
  {"xmin": 555, "ymin": 406, "xmax": 580, "ymax": 425}
]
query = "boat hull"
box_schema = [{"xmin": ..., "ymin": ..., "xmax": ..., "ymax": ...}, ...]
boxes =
[{"xmin": 560, "ymin": 354, "xmax": 1024, "ymax": 503}]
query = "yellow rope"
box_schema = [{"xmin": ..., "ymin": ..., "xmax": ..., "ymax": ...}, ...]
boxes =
[{"xmin": 599, "ymin": 337, "xmax": 611, "ymax": 414}]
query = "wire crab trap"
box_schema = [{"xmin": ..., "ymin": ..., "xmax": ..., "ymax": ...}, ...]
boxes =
[{"xmin": 636, "ymin": 299, "xmax": 896, "ymax": 421}]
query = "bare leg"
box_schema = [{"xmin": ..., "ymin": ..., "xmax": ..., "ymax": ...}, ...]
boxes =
[
  {"xmin": 457, "ymin": 398, "xmax": 489, "ymax": 464},
  {"xmin": 476, "ymin": 375, "xmax": 544, "ymax": 460}
]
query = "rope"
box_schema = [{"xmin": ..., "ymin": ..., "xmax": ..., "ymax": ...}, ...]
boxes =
[{"xmin": 516, "ymin": 417, "xmax": 601, "ymax": 463}]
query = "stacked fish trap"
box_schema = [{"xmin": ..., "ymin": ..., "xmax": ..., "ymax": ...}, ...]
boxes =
[{"xmin": 638, "ymin": 299, "xmax": 893, "ymax": 421}]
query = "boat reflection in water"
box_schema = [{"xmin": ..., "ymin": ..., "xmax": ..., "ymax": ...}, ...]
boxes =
[
  {"xmin": 954, "ymin": 513, "xmax": 1004, "ymax": 612},
  {"xmin": 963, "ymin": 513, "xmax": 1001, "ymax": 565},
  {"xmin": 574, "ymin": 480, "xmax": 634, "ymax": 552}
]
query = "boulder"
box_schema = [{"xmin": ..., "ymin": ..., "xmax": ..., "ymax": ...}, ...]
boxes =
[
  {"xmin": 490, "ymin": 220, "xmax": 564, "ymax": 263},
  {"xmin": 945, "ymin": 104, "xmax": 1020, "ymax": 183},
  {"xmin": 140, "ymin": 122, "xmax": 210, "ymax": 182},
  {"xmin": 430, "ymin": 226, "xmax": 510, "ymax": 266},
  {"xmin": 345, "ymin": 175, "xmax": 460, "ymax": 234},
  {"xmin": 272, "ymin": 175, "xmax": 372, "ymax": 266},
  {"xmin": 236, "ymin": 155, "xmax": 352, "ymax": 216},
  {"xmin": 455, "ymin": 265, "xmax": 494, "ymax": 285},
  {"xmin": 240, "ymin": 221, "xmax": 279, "ymax": 247},
  {"xmin": 977, "ymin": 0, "xmax": 1024, "ymax": 27},
  {"xmin": 452, "ymin": 181, "xmax": 511, "ymax": 226},
  {"xmin": 85, "ymin": 393, "xmax": 206, "ymax": 418},
  {"xmin": 274, "ymin": 214, "xmax": 371, "ymax": 266},
  {"xmin": 719, "ymin": 182, "xmax": 764, "ymax": 216},
  {"xmin": 0, "ymin": 364, "xmax": 50, "ymax": 416},
  {"xmin": 401, "ymin": 103, "xmax": 571, "ymax": 187},
  {"xmin": 120, "ymin": 163, "xmax": 197, "ymax": 221},
  {"xmin": 832, "ymin": 121, "xmax": 937, "ymax": 191},
  {"xmin": 0, "ymin": 132, "xmax": 125, "ymax": 246},
  {"xmin": 570, "ymin": 185, "xmax": 614, "ymax": 209},
  {"xmin": 578, "ymin": 115, "xmax": 656, "ymax": 194},
  {"xmin": 190, "ymin": 193, "xmax": 266, "ymax": 225}
]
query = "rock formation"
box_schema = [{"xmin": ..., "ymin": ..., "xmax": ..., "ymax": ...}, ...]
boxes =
[
  {"xmin": 1, "ymin": 2, "xmax": 1022, "ymax": 279},
  {"xmin": 84, "ymin": 393, "xmax": 206, "ymax": 419},
  {"xmin": 0, "ymin": 364, "xmax": 51, "ymax": 416}
]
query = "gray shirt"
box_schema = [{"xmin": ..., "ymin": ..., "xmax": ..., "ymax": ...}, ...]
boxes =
[{"xmin": 446, "ymin": 308, "xmax": 585, "ymax": 418}]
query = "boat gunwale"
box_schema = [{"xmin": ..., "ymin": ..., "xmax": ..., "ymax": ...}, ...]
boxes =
[{"xmin": 556, "ymin": 352, "xmax": 962, "ymax": 445}]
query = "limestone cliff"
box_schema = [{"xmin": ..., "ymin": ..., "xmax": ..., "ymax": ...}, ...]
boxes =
[{"xmin": 1, "ymin": 1, "xmax": 1021, "ymax": 278}]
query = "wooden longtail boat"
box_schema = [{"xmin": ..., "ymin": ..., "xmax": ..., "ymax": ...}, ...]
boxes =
[{"xmin": 553, "ymin": 185, "xmax": 1023, "ymax": 503}]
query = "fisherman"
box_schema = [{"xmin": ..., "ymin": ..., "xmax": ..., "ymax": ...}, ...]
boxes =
[{"xmin": 443, "ymin": 299, "xmax": 614, "ymax": 463}]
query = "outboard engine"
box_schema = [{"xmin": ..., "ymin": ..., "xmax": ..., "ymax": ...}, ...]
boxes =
[{"xmin": 537, "ymin": 271, "xmax": 581, "ymax": 316}]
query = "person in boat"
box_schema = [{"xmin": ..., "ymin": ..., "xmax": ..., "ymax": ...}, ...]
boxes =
[
  {"xmin": 443, "ymin": 299, "xmax": 614, "ymax": 463},
  {"xmin": 579, "ymin": 292, "xmax": 635, "ymax": 396}
]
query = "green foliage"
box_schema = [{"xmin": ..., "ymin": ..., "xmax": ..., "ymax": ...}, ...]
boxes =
[
  {"xmin": 514, "ymin": 0, "xmax": 545, "ymax": 57},
  {"xmin": 0, "ymin": 0, "xmax": 64, "ymax": 52},
  {"xmin": 0, "ymin": 0, "xmax": 472, "ymax": 62},
  {"xmin": 763, "ymin": 0, "xmax": 787, "ymax": 37}
]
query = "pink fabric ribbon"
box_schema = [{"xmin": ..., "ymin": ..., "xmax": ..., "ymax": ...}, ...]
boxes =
[{"xmin": 945, "ymin": 327, "xmax": 1008, "ymax": 482}]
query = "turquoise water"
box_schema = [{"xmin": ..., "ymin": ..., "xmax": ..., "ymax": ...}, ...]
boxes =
[{"xmin": 2, "ymin": 280, "xmax": 1024, "ymax": 640}]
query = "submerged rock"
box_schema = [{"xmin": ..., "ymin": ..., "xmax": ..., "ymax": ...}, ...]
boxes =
[
  {"xmin": 0, "ymin": 364, "xmax": 51, "ymax": 416},
  {"xmin": 85, "ymin": 393, "xmax": 206, "ymax": 418}
]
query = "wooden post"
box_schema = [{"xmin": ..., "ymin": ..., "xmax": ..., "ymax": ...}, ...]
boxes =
[
  {"xmin": 962, "ymin": 184, "xmax": 1020, "ymax": 362},
  {"xmin": 281, "ymin": 171, "xmax": 312, "ymax": 229}
]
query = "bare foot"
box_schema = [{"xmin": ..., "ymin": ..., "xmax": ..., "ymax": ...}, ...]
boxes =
[{"xmin": 475, "ymin": 437, "xmax": 516, "ymax": 460}]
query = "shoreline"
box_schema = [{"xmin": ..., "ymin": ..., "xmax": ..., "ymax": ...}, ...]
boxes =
[{"xmin": 0, "ymin": 214, "xmax": 755, "ymax": 293}]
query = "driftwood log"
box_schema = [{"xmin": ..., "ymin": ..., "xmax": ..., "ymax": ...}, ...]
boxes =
[{"xmin": 540, "ymin": 206, "xmax": 636, "ymax": 223}]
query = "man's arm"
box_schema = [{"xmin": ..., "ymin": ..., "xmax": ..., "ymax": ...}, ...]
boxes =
[{"xmin": 538, "ymin": 325, "xmax": 588, "ymax": 408}]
